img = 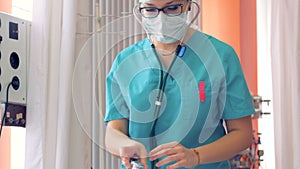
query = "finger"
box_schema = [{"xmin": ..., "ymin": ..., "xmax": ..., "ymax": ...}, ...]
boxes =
[
  {"xmin": 150, "ymin": 144, "xmax": 183, "ymax": 161},
  {"xmin": 150, "ymin": 142, "xmax": 179, "ymax": 161},
  {"xmin": 150, "ymin": 147, "xmax": 174, "ymax": 161},
  {"xmin": 139, "ymin": 146, "xmax": 149, "ymax": 159},
  {"xmin": 155, "ymin": 153, "xmax": 182, "ymax": 167},
  {"xmin": 121, "ymin": 156, "xmax": 131, "ymax": 168},
  {"xmin": 120, "ymin": 146, "xmax": 137, "ymax": 157},
  {"xmin": 140, "ymin": 158, "xmax": 148, "ymax": 169},
  {"xmin": 166, "ymin": 160, "xmax": 186, "ymax": 169},
  {"xmin": 150, "ymin": 142, "xmax": 179, "ymax": 156}
]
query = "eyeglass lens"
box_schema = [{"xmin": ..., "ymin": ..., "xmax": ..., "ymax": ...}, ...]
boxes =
[{"xmin": 140, "ymin": 4, "xmax": 183, "ymax": 18}]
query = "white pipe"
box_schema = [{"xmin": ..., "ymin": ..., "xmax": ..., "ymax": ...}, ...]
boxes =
[{"xmin": 92, "ymin": 0, "xmax": 100, "ymax": 168}]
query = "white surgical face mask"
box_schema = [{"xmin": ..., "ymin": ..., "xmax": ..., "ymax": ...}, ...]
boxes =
[{"xmin": 142, "ymin": 13, "xmax": 188, "ymax": 44}]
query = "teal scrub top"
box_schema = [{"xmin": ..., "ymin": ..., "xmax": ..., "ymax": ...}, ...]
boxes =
[{"xmin": 105, "ymin": 31, "xmax": 255, "ymax": 169}]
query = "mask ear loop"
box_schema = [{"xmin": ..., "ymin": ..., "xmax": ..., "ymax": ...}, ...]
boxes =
[
  {"xmin": 133, "ymin": 4, "xmax": 155, "ymax": 45},
  {"xmin": 178, "ymin": 1, "xmax": 201, "ymax": 46},
  {"xmin": 188, "ymin": 1, "xmax": 201, "ymax": 27},
  {"xmin": 133, "ymin": 4, "xmax": 143, "ymax": 28}
]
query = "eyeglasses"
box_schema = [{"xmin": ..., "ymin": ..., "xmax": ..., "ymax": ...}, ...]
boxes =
[{"xmin": 139, "ymin": 4, "xmax": 184, "ymax": 18}]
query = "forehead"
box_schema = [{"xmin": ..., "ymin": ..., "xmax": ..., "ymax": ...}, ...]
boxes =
[{"xmin": 140, "ymin": 0, "xmax": 182, "ymax": 6}]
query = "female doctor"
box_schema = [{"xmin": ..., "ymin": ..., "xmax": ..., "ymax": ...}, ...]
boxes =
[{"xmin": 104, "ymin": 0, "xmax": 255, "ymax": 168}]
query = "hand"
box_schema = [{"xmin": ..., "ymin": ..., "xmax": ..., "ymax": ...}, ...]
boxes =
[
  {"xmin": 119, "ymin": 141, "xmax": 148, "ymax": 169},
  {"xmin": 149, "ymin": 142, "xmax": 199, "ymax": 169}
]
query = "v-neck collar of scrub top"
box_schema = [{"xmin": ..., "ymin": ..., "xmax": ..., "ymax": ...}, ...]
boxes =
[{"xmin": 141, "ymin": 37, "xmax": 195, "ymax": 80}]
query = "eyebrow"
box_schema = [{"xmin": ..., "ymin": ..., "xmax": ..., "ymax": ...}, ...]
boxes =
[
  {"xmin": 166, "ymin": 0, "xmax": 177, "ymax": 5},
  {"xmin": 143, "ymin": 0, "xmax": 177, "ymax": 7}
]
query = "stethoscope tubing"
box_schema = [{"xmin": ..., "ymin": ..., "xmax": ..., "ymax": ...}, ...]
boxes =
[{"xmin": 149, "ymin": 43, "xmax": 180, "ymax": 138}]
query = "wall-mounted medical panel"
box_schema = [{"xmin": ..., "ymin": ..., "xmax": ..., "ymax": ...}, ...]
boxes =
[{"xmin": 0, "ymin": 12, "xmax": 30, "ymax": 105}]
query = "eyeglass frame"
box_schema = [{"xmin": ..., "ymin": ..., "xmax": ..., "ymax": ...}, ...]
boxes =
[{"xmin": 139, "ymin": 4, "xmax": 185, "ymax": 18}]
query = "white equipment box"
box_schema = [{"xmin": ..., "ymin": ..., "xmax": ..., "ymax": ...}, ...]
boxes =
[{"xmin": 0, "ymin": 12, "xmax": 30, "ymax": 105}]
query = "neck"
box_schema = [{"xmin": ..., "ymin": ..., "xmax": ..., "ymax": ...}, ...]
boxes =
[{"xmin": 153, "ymin": 39, "xmax": 180, "ymax": 52}]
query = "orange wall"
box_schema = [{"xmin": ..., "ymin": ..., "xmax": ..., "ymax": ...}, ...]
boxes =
[
  {"xmin": 202, "ymin": 0, "xmax": 241, "ymax": 57},
  {"xmin": 202, "ymin": 1, "xmax": 258, "ymax": 167},
  {"xmin": 0, "ymin": 128, "xmax": 11, "ymax": 169},
  {"xmin": 0, "ymin": 1, "xmax": 12, "ymax": 169},
  {"xmin": 240, "ymin": 0, "xmax": 258, "ymax": 95},
  {"xmin": 201, "ymin": 0, "xmax": 257, "ymax": 94},
  {"xmin": 240, "ymin": 2, "xmax": 259, "ymax": 168},
  {"xmin": 0, "ymin": 0, "xmax": 12, "ymax": 13}
]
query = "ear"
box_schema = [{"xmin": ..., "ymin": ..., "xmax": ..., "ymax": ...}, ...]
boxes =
[{"xmin": 188, "ymin": 1, "xmax": 192, "ymax": 11}]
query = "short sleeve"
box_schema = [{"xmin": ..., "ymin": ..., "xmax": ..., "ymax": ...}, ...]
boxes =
[
  {"xmin": 104, "ymin": 56, "xmax": 129, "ymax": 125},
  {"xmin": 221, "ymin": 47, "xmax": 255, "ymax": 120}
]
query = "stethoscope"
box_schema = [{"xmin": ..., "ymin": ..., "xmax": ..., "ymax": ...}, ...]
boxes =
[
  {"xmin": 132, "ymin": 1, "xmax": 200, "ymax": 168},
  {"xmin": 149, "ymin": 43, "xmax": 186, "ymax": 141}
]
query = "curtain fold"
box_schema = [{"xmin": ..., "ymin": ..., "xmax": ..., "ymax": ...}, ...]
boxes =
[
  {"xmin": 25, "ymin": 0, "xmax": 92, "ymax": 168},
  {"xmin": 270, "ymin": 1, "xmax": 300, "ymax": 169}
]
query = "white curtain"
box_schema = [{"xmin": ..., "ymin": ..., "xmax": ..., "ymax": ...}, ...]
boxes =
[
  {"xmin": 270, "ymin": 1, "xmax": 300, "ymax": 169},
  {"xmin": 25, "ymin": 0, "xmax": 93, "ymax": 168}
]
